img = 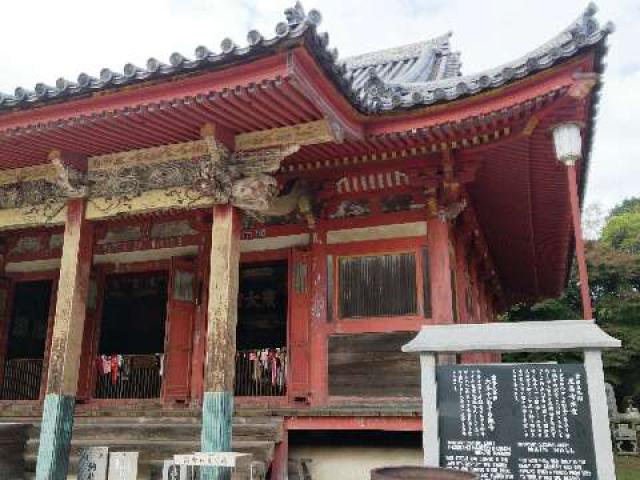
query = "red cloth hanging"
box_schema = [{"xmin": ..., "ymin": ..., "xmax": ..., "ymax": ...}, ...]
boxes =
[{"xmin": 110, "ymin": 355, "xmax": 119, "ymax": 385}]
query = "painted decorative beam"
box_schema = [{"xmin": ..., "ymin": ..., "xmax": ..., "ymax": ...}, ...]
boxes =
[
  {"xmin": 35, "ymin": 199, "xmax": 93, "ymax": 480},
  {"xmin": 0, "ymin": 205, "xmax": 67, "ymax": 230},
  {"xmin": 86, "ymin": 187, "xmax": 215, "ymax": 220},
  {"xmin": 234, "ymin": 119, "xmax": 337, "ymax": 151},
  {"xmin": 0, "ymin": 164, "xmax": 56, "ymax": 186}
]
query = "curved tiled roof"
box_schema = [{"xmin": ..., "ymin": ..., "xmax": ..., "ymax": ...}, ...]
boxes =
[
  {"xmin": 0, "ymin": 2, "xmax": 344, "ymax": 112},
  {"xmin": 355, "ymin": 3, "xmax": 613, "ymax": 112},
  {"xmin": 0, "ymin": 2, "xmax": 612, "ymax": 116}
]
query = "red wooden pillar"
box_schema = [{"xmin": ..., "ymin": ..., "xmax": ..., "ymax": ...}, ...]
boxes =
[
  {"xmin": 566, "ymin": 164, "xmax": 593, "ymax": 320},
  {"xmin": 270, "ymin": 429, "xmax": 289, "ymax": 480},
  {"xmin": 427, "ymin": 211, "xmax": 454, "ymax": 326},
  {"xmin": 309, "ymin": 228, "xmax": 328, "ymax": 406},
  {"xmin": 454, "ymin": 231, "xmax": 469, "ymax": 325}
]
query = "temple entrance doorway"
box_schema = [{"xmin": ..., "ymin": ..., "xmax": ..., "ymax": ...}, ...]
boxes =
[
  {"xmin": 95, "ymin": 271, "xmax": 168, "ymax": 399},
  {"xmin": 236, "ymin": 261, "xmax": 288, "ymax": 397},
  {"xmin": 0, "ymin": 280, "xmax": 53, "ymax": 400}
]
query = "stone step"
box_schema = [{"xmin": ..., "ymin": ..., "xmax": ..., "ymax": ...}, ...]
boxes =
[
  {"xmin": 2, "ymin": 415, "xmax": 283, "ymax": 425},
  {"xmin": 25, "ymin": 455, "xmax": 267, "ymax": 480},
  {"xmin": 25, "ymin": 441, "xmax": 272, "ymax": 479},
  {"xmin": 23, "ymin": 461, "xmax": 257, "ymax": 480},
  {"xmin": 24, "ymin": 421, "xmax": 282, "ymax": 442},
  {"xmin": 25, "ymin": 439, "xmax": 274, "ymax": 462},
  {"xmin": 19, "ymin": 415, "xmax": 281, "ymax": 479}
]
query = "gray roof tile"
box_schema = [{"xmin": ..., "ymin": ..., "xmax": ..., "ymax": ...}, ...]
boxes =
[
  {"xmin": 0, "ymin": 2, "xmax": 612, "ymax": 117},
  {"xmin": 356, "ymin": 3, "xmax": 613, "ymax": 112}
]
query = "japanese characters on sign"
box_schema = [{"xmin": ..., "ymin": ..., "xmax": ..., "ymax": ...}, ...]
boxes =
[
  {"xmin": 173, "ymin": 452, "xmax": 251, "ymax": 467},
  {"xmin": 437, "ymin": 364, "xmax": 597, "ymax": 480}
]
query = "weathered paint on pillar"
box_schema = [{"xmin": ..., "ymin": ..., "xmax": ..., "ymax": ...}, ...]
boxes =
[
  {"xmin": 427, "ymin": 207, "xmax": 454, "ymax": 326},
  {"xmin": 309, "ymin": 228, "xmax": 328, "ymax": 406},
  {"xmin": 567, "ymin": 164, "xmax": 594, "ymax": 320},
  {"xmin": 36, "ymin": 199, "xmax": 92, "ymax": 480},
  {"xmin": 270, "ymin": 429, "xmax": 289, "ymax": 480},
  {"xmin": 202, "ymin": 204, "xmax": 241, "ymax": 480}
]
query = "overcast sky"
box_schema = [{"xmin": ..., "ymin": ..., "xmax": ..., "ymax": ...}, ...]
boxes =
[{"xmin": 1, "ymin": 1, "xmax": 637, "ymax": 211}]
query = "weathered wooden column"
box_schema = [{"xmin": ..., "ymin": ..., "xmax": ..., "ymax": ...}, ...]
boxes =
[
  {"xmin": 427, "ymin": 199, "xmax": 454, "ymax": 326},
  {"xmin": 309, "ymin": 227, "xmax": 329, "ymax": 406},
  {"xmin": 36, "ymin": 198, "xmax": 92, "ymax": 480},
  {"xmin": 202, "ymin": 204, "xmax": 241, "ymax": 480}
]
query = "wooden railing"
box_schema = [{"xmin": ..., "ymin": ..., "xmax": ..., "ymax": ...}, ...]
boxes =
[
  {"xmin": 235, "ymin": 348, "xmax": 287, "ymax": 397},
  {"xmin": 0, "ymin": 358, "xmax": 43, "ymax": 400},
  {"xmin": 94, "ymin": 354, "xmax": 162, "ymax": 399}
]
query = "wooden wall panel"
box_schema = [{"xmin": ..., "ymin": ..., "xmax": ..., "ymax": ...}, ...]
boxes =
[{"xmin": 328, "ymin": 332, "xmax": 420, "ymax": 397}]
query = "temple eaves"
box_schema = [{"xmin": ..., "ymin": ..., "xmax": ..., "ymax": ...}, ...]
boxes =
[{"xmin": 0, "ymin": 2, "xmax": 613, "ymax": 115}]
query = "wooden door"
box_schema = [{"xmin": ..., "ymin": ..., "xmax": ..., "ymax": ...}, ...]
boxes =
[
  {"xmin": 76, "ymin": 270, "xmax": 104, "ymax": 401},
  {"xmin": 288, "ymin": 248, "xmax": 311, "ymax": 401},
  {"xmin": 0, "ymin": 277, "xmax": 13, "ymax": 391},
  {"xmin": 163, "ymin": 257, "xmax": 196, "ymax": 403}
]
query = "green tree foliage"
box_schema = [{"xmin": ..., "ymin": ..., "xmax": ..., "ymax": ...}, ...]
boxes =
[
  {"xmin": 504, "ymin": 197, "xmax": 640, "ymax": 407},
  {"xmin": 609, "ymin": 198, "xmax": 640, "ymax": 217},
  {"xmin": 601, "ymin": 198, "xmax": 640, "ymax": 254}
]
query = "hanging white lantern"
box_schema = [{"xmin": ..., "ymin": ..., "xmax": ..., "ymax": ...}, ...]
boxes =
[{"xmin": 552, "ymin": 122, "xmax": 582, "ymax": 165}]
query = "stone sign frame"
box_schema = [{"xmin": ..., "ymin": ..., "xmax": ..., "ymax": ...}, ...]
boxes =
[{"xmin": 402, "ymin": 319, "xmax": 621, "ymax": 480}]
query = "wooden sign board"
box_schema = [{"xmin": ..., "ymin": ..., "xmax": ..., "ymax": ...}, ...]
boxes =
[
  {"xmin": 174, "ymin": 452, "xmax": 251, "ymax": 468},
  {"xmin": 437, "ymin": 364, "xmax": 597, "ymax": 480}
]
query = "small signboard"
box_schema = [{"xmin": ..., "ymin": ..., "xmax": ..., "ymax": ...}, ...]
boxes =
[
  {"xmin": 174, "ymin": 452, "xmax": 251, "ymax": 468},
  {"xmin": 78, "ymin": 447, "xmax": 108, "ymax": 480},
  {"xmin": 437, "ymin": 364, "xmax": 598, "ymax": 480},
  {"xmin": 162, "ymin": 459, "xmax": 193, "ymax": 480},
  {"xmin": 107, "ymin": 452, "xmax": 138, "ymax": 480}
]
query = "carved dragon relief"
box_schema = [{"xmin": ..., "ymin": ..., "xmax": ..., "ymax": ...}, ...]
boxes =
[
  {"xmin": 49, "ymin": 150, "xmax": 89, "ymax": 198},
  {"xmin": 193, "ymin": 135, "xmax": 301, "ymax": 212},
  {"xmin": 0, "ymin": 135, "xmax": 306, "ymax": 223},
  {"xmin": 0, "ymin": 179, "xmax": 66, "ymax": 223}
]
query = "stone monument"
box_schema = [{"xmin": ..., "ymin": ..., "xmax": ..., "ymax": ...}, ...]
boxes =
[{"xmin": 403, "ymin": 320, "xmax": 620, "ymax": 480}]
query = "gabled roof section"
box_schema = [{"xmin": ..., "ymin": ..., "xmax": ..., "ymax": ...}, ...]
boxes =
[{"xmin": 342, "ymin": 32, "xmax": 462, "ymax": 91}]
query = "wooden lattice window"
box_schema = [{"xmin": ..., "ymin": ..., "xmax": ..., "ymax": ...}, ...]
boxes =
[{"xmin": 338, "ymin": 252, "xmax": 417, "ymax": 318}]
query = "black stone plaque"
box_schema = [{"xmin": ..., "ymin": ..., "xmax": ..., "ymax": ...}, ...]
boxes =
[{"xmin": 437, "ymin": 364, "xmax": 598, "ymax": 480}]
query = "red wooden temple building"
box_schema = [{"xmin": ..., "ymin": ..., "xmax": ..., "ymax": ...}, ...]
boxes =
[{"xmin": 0, "ymin": 2, "xmax": 612, "ymax": 479}]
